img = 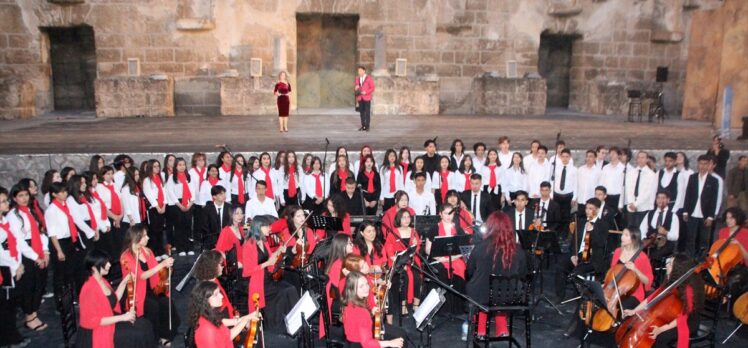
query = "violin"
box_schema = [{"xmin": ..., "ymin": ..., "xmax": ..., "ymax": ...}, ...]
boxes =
[
  {"xmin": 154, "ymin": 244, "xmax": 172, "ymax": 296},
  {"xmin": 373, "ymin": 265, "xmax": 394, "ymax": 340},
  {"xmin": 705, "ymin": 228, "xmax": 744, "ymax": 298},
  {"xmin": 244, "ymin": 293, "xmax": 262, "ymax": 348},
  {"xmin": 591, "ymin": 237, "xmax": 654, "ymax": 332},
  {"xmin": 529, "ymin": 202, "xmax": 544, "ymax": 232},
  {"xmin": 123, "ymin": 259, "xmax": 136, "ymax": 312},
  {"xmin": 271, "ymin": 213, "xmax": 314, "ymax": 281},
  {"xmin": 580, "ymin": 221, "xmax": 592, "ymax": 263},
  {"xmin": 614, "ymin": 257, "xmax": 713, "ymax": 348}
]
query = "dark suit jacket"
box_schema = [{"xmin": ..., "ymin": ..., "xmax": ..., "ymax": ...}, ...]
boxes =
[
  {"xmin": 599, "ymin": 203, "xmax": 618, "ymax": 229},
  {"xmin": 683, "ymin": 173, "xmax": 719, "ymax": 219},
  {"xmin": 504, "ymin": 207, "xmax": 534, "ymax": 231},
  {"xmin": 461, "ymin": 190, "xmax": 491, "ymax": 222},
  {"xmin": 337, "ymin": 191, "xmax": 364, "ymax": 216},
  {"xmin": 201, "ymin": 201, "xmax": 232, "ymax": 243},
  {"xmin": 536, "ymin": 199, "xmax": 561, "ymax": 232},
  {"xmin": 573, "ymin": 218, "xmax": 610, "ymax": 274}
]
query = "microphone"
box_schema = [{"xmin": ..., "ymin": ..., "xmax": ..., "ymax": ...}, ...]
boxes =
[{"xmin": 325, "ymin": 137, "xmax": 330, "ymax": 145}]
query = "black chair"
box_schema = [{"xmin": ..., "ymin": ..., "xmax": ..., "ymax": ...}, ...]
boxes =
[
  {"xmin": 55, "ymin": 283, "xmax": 77, "ymax": 348},
  {"xmin": 469, "ymin": 274, "xmax": 533, "ymax": 348},
  {"xmin": 322, "ymin": 285, "xmax": 346, "ymax": 348}
]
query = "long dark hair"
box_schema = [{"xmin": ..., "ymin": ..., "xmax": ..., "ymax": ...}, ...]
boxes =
[
  {"xmin": 122, "ymin": 223, "xmax": 148, "ymax": 255},
  {"xmin": 458, "ymin": 155, "xmax": 474, "ymax": 174},
  {"xmin": 410, "ymin": 156, "xmax": 426, "ymax": 180},
  {"xmin": 66, "ymin": 174, "xmax": 85, "ymax": 203},
  {"xmin": 188, "ymin": 281, "xmax": 223, "ymax": 333},
  {"xmin": 284, "ymin": 151, "xmax": 298, "ymax": 180},
  {"xmin": 380, "ymin": 149, "xmax": 399, "ymax": 172},
  {"xmin": 9, "ymin": 183, "xmax": 41, "ymax": 230},
  {"xmin": 60, "ymin": 167, "xmax": 76, "ymax": 184},
  {"xmin": 229, "ymin": 154, "xmax": 247, "ymax": 182},
  {"xmin": 667, "ymin": 253, "xmax": 705, "ymax": 314},
  {"xmin": 331, "ymin": 155, "xmax": 354, "ymax": 190},
  {"xmin": 353, "ymin": 221, "xmax": 383, "ymax": 260},
  {"xmin": 273, "ymin": 151, "xmax": 286, "ymax": 170},
  {"xmin": 326, "ymin": 194, "xmax": 348, "ymax": 218},
  {"xmin": 286, "ymin": 205, "xmax": 307, "ymax": 233},
  {"xmin": 163, "ymin": 154, "xmax": 176, "ymax": 176},
  {"xmin": 89, "ymin": 155, "xmax": 104, "ymax": 173},
  {"xmin": 142, "ymin": 159, "xmax": 161, "ymax": 186},
  {"xmin": 326, "ymin": 234, "xmax": 351, "ymax": 273},
  {"xmin": 123, "ymin": 167, "xmax": 140, "ymax": 195},
  {"xmin": 41, "ymin": 169, "xmax": 59, "ymax": 195},
  {"xmin": 17, "ymin": 178, "xmax": 40, "ymax": 205},
  {"xmin": 171, "ymin": 157, "xmax": 189, "ymax": 184}
]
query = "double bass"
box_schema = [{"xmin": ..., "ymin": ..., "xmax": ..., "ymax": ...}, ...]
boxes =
[{"xmin": 614, "ymin": 257, "xmax": 713, "ymax": 348}]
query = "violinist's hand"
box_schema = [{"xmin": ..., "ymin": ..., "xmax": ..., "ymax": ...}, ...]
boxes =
[
  {"xmin": 267, "ymin": 250, "xmax": 280, "ymax": 265},
  {"xmin": 570, "ymin": 255, "xmax": 578, "ymax": 267},
  {"xmin": 648, "ymin": 325, "xmax": 666, "ymax": 340},
  {"xmin": 120, "ymin": 310, "xmax": 136, "ymax": 324},
  {"xmin": 372, "ymin": 265, "xmax": 382, "ymax": 273},
  {"xmin": 123, "ymin": 272, "xmax": 133, "ymax": 283},
  {"xmin": 238, "ymin": 314, "xmax": 253, "ymax": 328},
  {"xmin": 248, "ymin": 310, "xmax": 262, "ymax": 321},
  {"xmin": 384, "ymin": 338, "xmax": 404, "ymax": 348},
  {"xmin": 622, "ymin": 309, "xmax": 636, "ymax": 318},
  {"xmin": 161, "ymin": 257, "xmax": 174, "ymax": 268}
]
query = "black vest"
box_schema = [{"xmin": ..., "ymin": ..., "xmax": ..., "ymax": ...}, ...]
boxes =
[
  {"xmin": 657, "ymin": 170, "xmax": 679, "ymax": 204},
  {"xmin": 646, "ymin": 208, "xmax": 673, "ymax": 236}
]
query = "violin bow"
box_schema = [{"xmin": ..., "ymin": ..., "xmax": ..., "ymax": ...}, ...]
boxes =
[
  {"xmin": 168, "ymin": 255, "xmax": 172, "ymax": 331},
  {"xmin": 611, "ymin": 274, "xmax": 625, "ymax": 320},
  {"xmin": 132, "ymin": 248, "xmax": 140, "ymax": 313}
]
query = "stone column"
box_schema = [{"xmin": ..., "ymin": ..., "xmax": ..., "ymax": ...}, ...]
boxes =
[
  {"xmin": 372, "ymin": 31, "xmax": 388, "ymax": 77},
  {"xmin": 273, "ymin": 36, "xmax": 287, "ymax": 75}
]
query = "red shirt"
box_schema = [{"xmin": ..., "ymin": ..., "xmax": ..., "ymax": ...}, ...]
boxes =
[
  {"xmin": 610, "ymin": 248, "xmax": 653, "ymax": 302},
  {"xmin": 343, "ymin": 304, "xmax": 379, "ymax": 348},
  {"xmin": 120, "ymin": 248, "xmax": 159, "ymax": 317},
  {"xmin": 195, "ymin": 316, "xmax": 232, "ymax": 348},
  {"xmin": 241, "ymin": 239, "xmax": 273, "ymax": 312},
  {"xmin": 79, "ymin": 276, "xmax": 121, "ymax": 348},
  {"xmin": 717, "ymin": 227, "xmax": 748, "ymax": 265},
  {"xmin": 384, "ymin": 227, "xmax": 421, "ymax": 303},
  {"xmin": 215, "ymin": 226, "xmax": 242, "ymax": 256}
]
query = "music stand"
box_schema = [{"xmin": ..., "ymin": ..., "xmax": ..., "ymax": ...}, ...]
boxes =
[
  {"xmin": 309, "ymin": 215, "xmax": 343, "ymax": 234},
  {"xmin": 284, "ymin": 290, "xmax": 319, "ymax": 348},
  {"xmin": 525, "ymin": 229, "xmax": 563, "ymax": 316},
  {"xmin": 430, "ymin": 234, "xmax": 472, "ymax": 290},
  {"xmin": 568, "ymin": 275, "xmax": 608, "ymax": 347},
  {"xmin": 414, "ymin": 215, "xmax": 440, "ymax": 239}
]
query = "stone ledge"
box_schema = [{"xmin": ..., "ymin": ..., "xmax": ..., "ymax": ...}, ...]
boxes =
[
  {"xmin": 219, "ymin": 76, "xmax": 276, "ymax": 115},
  {"xmin": 47, "ymin": 0, "xmax": 85, "ymax": 4},
  {"xmin": 472, "ymin": 75, "xmax": 547, "ymax": 115},
  {"xmin": 548, "ymin": 5, "xmax": 583, "ymax": 17},
  {"xmin": 176, "ymin": 18, "xmax": 216, "ymax": 31},
  {"xmin": 651, "ymin": 30, "xmax": 684, "ymax": 43},
  {"xmin": 94, "ymin": 76, "xmax": 175, "ymax": 118}
]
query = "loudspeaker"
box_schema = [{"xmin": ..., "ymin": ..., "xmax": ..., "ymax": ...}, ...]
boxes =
[{"xmin": 656, "ymin": 67, "xmax": 668, "ymax": 82}]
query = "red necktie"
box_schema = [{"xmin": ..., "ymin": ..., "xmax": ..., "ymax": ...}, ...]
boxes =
[
  {"xmin": 364, "ymin": 171, "xmax": 375, "ymax": 192},
  {"xmin": 235, "ymin": 170, "xmax": 246, "ymax": 204},
  {"xmin": 80, "ymin": 197, "xmax": 98, "ymax": 231},
  {"xmin": 152, "ymin": 175, "xmax": 165, "ymax": 208},
  {"xmin": 91, "ymin": 190, "xmax": 108, "ymax": 220},
  {"xmin": 261, "ymin": 167, "xmax": 274, "ymax": 198},
  {"xmin": 0, "ymin": 222, "xmax": 18, "ymax": 260},
  {"xmin": 488, "ymin": 165, "xmax": 497, "ymax": 189},
  {"xmin": 195, "ymin": 166, "xmax": 206, "ymax": 189},
  {"xmin": 18, "ymin": 206, "xmax": 43, "ymax": 257},
  {"xmin": 32, "ymin": 200, "xmax": 46, "ymax": 229},
  {"xmin": 440, "ymin": 171, "xmax": 449, "ymax": 202},
  {"xmin": 208, "ymin": 177, "xmax": 219, "ymax": 187},
  {"xmin": 52, "ymin": 200, "xmax": 78, "ymax": 243},
  {"xmin": 389, "ymin": 167, "xmax": 396, "ymax": 193},
  {"xmin": 338, "ymin": 169, "xmax": 348, "ymax": 192},
  {"xmin": 313, "ymin": 173, "xmax": 323, "ymax": 197},
  {"xmin": 102, "ymin": 182, "xmax": 122, "ymax": 215},
  {"xmin": 288, "ymin": 167, "xmax": 297, "ymax": 197},
  {"xmin": 464, "ymin": 173, "xmax": 471, "ymax": 191},
  {"xmin": 177, "ymin": 172, "xmax": 192, "ymax": 205},
  {"xmin": 401, "ymin": 162, "xmax": 409, "ymax": 185}
]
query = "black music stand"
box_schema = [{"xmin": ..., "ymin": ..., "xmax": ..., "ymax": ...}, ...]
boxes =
[
  {"xmin": 309, "ymin": 215, "xmax": 343, "ymax": 235},
  {"xmin": 414, "ymin": 215, "xmax": 440, "ymax": 239},
  {"xmin": 430, "ymin": 234, "xmax": 472, "ymax": 290},
  {"xmin": 521, "ymin": 229, "xmax": 563, "ymax": 316},
  {"xmin": 568, "ymin": 275, "xmax": 608, "ymax": 347}
]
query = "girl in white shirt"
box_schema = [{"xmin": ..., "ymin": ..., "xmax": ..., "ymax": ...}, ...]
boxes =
[
  {"xmin": 84, "ymin": 172, "xmax": 112, "ymax": 254},
  {"xmin": 281, "ymin": 151, "xmax": 302, "ymax": 207},
  {"xmin": 229, "ymin": 154, "xmax": 249, "ymax": 213},
  {"xmin": 481, "ymin": 149, "xmax": 505, "ymax": 209},
  {"xmin": 502, "ymin": 152, "xmax": 530, "ymax": 206},
  {"xmin": 120, "ymin": 167, "xmax": 143, "ymax": 229},
  {"xmin": 379, "ymin": 149, "xmax": 404, "ymax": 211},
  {"xmin": 302, "ymin": 156, "xmax": 329, "ymax": 214},
  {"xmin": 453, "ymin": 155, "xmax": 476, "ymax": 193},
  {"xmin": 327, "ymin": 147, "xmax": 353, "ymax": 176},
  {"xmin": 353, "ymin": 145, "xmax": 373, "ymax": 176},
  {"xmin": 41, "ymin": 169, "xmax": 62, "ymax": 209},
  {"xmin": 399, "ymin": 147, "xmax": 412, "ymax": 187},
  {"xmin": 216, "ymin": 151, "xmax": 233, "ymax": 196},
  {"xmin": 142, "ymin": 159, "xmax": 167, "ymax": 257},
  {"xmin": 165, "ymin": 158, "xmax": 196, "ymax": 256},
  {"xmin": 189, "ymin": 152, "xmax": 208, "ymax": 195},
  {"xmin": 197, "ymin": 164, "xmax": 221, "ymax": 207},
  {"xmin": 432, "ymin": 156, "xmax": 456, "ymax": 209},
  {"xmin": 405, "ymin": 156, "xmax": 433, "ymax": 192},
  {"xmin": 252, "ymin": 152, "xmax": 279, "ymax": 203},
  {"xmin": 449, "ymin": 139, "xmax": 466, "ymax": 171},
  {"xmin": 95, "ymin": 166, "xmax": 124, "ymax": 253}
]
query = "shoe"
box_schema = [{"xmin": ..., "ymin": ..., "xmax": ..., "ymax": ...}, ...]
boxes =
[
  {"xmin": 187, "ymin": 251, "xmax": 195, "ymax": 256},
  {"xmin": 358, "ymin": 127, "xmax": 365, "ymax": 131},
  {"xmin": 42, "ymin": 292, "xmax": 54, "ymax": 299},
  {"xmin": 178, "ymin": 251, "xmax": 187, "ymax": 257}
]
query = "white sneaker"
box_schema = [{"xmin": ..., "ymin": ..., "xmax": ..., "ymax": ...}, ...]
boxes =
[
  {"xmin": 187, "ymin": 251, "xmax": 195, "ymax": 256},
  {"xmin": 178, "ymin": 251, "xmax": 187, "ymax": 257}
]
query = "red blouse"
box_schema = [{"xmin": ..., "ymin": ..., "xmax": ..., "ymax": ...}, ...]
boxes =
[
  {"xmin": 215, "ymin": 226, "xmax": 242, "ymax": 256},
  {"xmin": 343, "ymin": 304, "xmax": 380, "ymax": 348},
  {"xmin": 120, "ymin": 247, "xmax": 159, "ymax": 317},
  {"xmin": 717, "ymin": 227, "xmax": 748, "ymax": 265},
  {"xmin": 320, "ymin": 258, "xmax": 343, "ymax": 338},
  {"xmin": 384, "ymin": 227, "xmax": 421, "ymax": 303},
  {"xmin": 195, "ymin": 316, "xmax": 232, "ymax": 348},
  {"xmin": 241, "ymin": 238, "xmax": 273, "ymax": 312},
  {"xmin": 214, "ymin": 279, "xmax": 235, "ymax": 318},
  {"xmin": 381, "ymin": 206, "xmax": 415, "ymax": 238},
  {"xmin": 79, "ymin": 276, "xmax": 121, "ymax": 348},
  {"xmin": 610, "ymin": 248, "xmax": 653, "ymax": 302},
  {"xmin": 435, "ymin": 222, "xmax": 466, "ymax": 279},
  {"xmin": 645, "ymin": 285, "xmax": 694, "ymax": 348}
]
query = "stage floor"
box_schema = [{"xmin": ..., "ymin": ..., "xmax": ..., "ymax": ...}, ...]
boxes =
[{"xmin": 0, "ymin": 109, "xmax": 735, "ymax": 155}]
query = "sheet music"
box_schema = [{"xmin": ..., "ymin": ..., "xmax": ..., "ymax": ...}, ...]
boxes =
[
  {"xmin": 413, "ymin": 288, "xmax": 445, "ymax": 328},
  {"xmin": 284, "ymin": 291, "xmax": 319, "ymax": 335}
]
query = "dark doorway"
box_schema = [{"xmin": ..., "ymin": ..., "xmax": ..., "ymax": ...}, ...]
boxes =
[
  {"xmin": 44, "ymin": 26, "xmax": 97, "ymax": 111},
  {"xmin": 296, "ymin": 14, "xmax": 358, "ymax": 109},
  {"xmin": 538, "ymin": 32, "xmax": 576, "ymax": 108}
]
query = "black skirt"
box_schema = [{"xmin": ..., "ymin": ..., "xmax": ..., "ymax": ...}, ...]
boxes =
[{"xmin": 77, "ymin": 293, "xmax": 155, "ymax": 348}]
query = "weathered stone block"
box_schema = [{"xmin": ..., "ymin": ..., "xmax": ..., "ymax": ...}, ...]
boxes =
[
  {"xmin": 0, "ymin": 78, "xmax": 36, "ymax": 119},
  {"xmin": 94, "ymin": 76, "xmax": 175, "ymax": 118}
]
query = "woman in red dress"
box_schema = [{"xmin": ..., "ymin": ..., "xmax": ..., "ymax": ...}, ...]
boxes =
[
  {"xmin": 381, "ymin": 191, "xmax": 415, "ymax": 239},
  {"xmin": 424, "ymin": 203, "xmax": 468, "ymax": 314},
  {"xmin": 384, "ymin": 208, "xmax": 421, "ymax": 323},
  {"xmin": 274, "ymin": 71, "xmax": 291, "ymax": 132},
  {"xmin": 353, "ymin": 221, "xmax": 388, "ymax": 273},
  {"xmin": 188, "ymin": 280, "xmax": 259, "ymax": 348},
  {"xmin": 320, "ymin": 233, "xmax": 354, "ymax": 338},
  {"xmin": 193, "ymin": 250, "xmax": 242, "ymax": 322},
  {"xmin": 215, "ymin": 207, "xmax": 245, "ymax": 270}
]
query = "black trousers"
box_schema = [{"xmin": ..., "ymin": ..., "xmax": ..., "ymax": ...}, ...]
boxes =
[
  {"xmin": 283, "ymin": 189, "xmax": 301, "ymax": 207},
  {"xmin": 147, "ymin": 207, "xmax": 166, "ymax": 256},
  {"xmin": 110, "ymin": 218, "xmax": 125, "ymax": 256},
  {"xmin": 166, "ymin": 205, "xmax": 192, "ymax": 252},
  {"xmin": 682, "ymin": 217, "xmax": 711, "ymax": 257},
  {"xmin": 358, "ymin": 100, "xmax": 371, "ymax": 129},
  {"xmin": 94, "ymin": 225, "xmax": 114, "ymax": 258},
  {"xmin": 52, "ymin": 237, "xmax": 85, "ymax": 297},
  {"xmin": 18, "ymin": 257, "xmax": 46, "ymax": 315},
  {"xmin": 554, "ymin": 255, "xmax": 597, "ymax": 299},
  {"xmin": 554, "ymin": 192, "xmax": 573, "ymax": 224},
  {"xmin": 0, "ymin": 286, "xmax": 23, "ymax": 345},
  {"xmin": 388, "ymin": 266, "xmax": 421, "ymax": 320},
  {"xmin": 141, "ymin": 289, "xmax": 180, "ymax": 341}
]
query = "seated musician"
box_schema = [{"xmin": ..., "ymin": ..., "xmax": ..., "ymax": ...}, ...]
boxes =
[
  {"xmin": 320, "ymin": 234, "xmax": 354, "ymax": 338},
  {"xmin": 78, "ymin": 249, "xmax": 154, "ymax": 348},
  {"xmin": 639, "ymin": 191, "xmax": 679, "ymax": 268},
  {"xmin": 353, "ymin": 221, "xmax": 389, "ymax": 274},
  {"xmin": 712, "ymin": 207, "xmax": 748, "ymax": 299},
  {"xmin": 241, "ymin": 216, "xmax": 298, "ymax": 331},
  {"xmin": 609, "ymin": 228, "xmax": 653, "ymax": 309},
  {"xmin": 622, "ymin": 253, "xmax": 705, "ymax": 348},
  {"xmin": 320, "ymin": 195, "xmax": 352, "ymax": 238},
  {"xmin": 383, "ymin": 208, "xmax": 422, "ymax": 323},
  {"xmin": 424, "ymin": 203, "xmax": 469, "ymax": 314},
  {"xmin": 554, "ymin": 198, "xmax": 609, "ymax": 301},
  {"xmin": 214, "ymin": 207, "xmax": 245, "ymax": 269},
  {"xmin": 339, "ymin": 177, "xmax": 365, "ymax": 216},
  {"xmin": 193, "ymin": 250, "xmax": 240, "ymax": 322},
  {"xmin": 381, "ymin": 191, "xmax": 415, "ymax": 239},
  {"xmin": 188, "ymin": 281, "xmax": 260, "ymax": 348},
  {"xmin": 444, "ymin": 190, "xmax": 474, "ymax": 231},
  {"xmin": 341, "ymin": 271, "xmax": 406, "ymax": 348},
  {"xmin": 466, "ymin": 211, "xmax": 527, "ymax": 338}
]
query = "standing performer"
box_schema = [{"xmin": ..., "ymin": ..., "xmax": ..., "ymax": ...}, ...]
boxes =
[
  {"xmin": 274, "ymin": 71, "xmax": 292, "ymax": 132},
  {"xmin": 281, "ymin": 151, "xmax": 302, "ymax": 207},
  {"xmin": 302, "ymin": 156, "xmax": 328, "ymax": 214},
  {"xmin": 355, "ymin": 66, "xmax": 375, "ymax": 132},
  {"xmin": 142, "ymin": 160, "xmax": 167, "ymax": 258},
  {"xmin": 357, "ymin": 155, "xmax": 381, "ymax": 216}
]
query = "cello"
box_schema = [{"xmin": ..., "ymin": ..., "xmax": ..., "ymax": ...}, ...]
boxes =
[
  {"xmin": 244, "ymin": 293, "xmax": 263, "ymax": 348},
  {"xmin": 614, "ymin": 257, "xmax": 713, "ymax": 348},
  {"xmin": 704, "ymin": 227, "xmax": 744, "ymax": 298}
]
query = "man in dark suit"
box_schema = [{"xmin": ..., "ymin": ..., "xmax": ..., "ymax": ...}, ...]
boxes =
[
  {"xmin": 536, "ymin": 181, "xmax": 562, "ymax": 232},
  {"xmin": 681, "ymin": 154, "xmax": 720, "ymax": 257},
  {"xmin": 504, "ymin": 190, "xmax": 534, "ymax": 244},
  {"xmin": 339, "ymin": 177, "xmax": 364, "ymax": 216},
  {"xmin": 594, "ymin": 186, "xmax": 618, "ymax": 229},
  {"xmin": 200, "ymin": 185, "xmax": 232, "ymax": 250},
  {"xmin": 554, "ymin": 198, "xmax": 610, "ymax": 300},
  {"xmin": 461, "ymin": 174, "xmax": 492, "ymax": 224}
]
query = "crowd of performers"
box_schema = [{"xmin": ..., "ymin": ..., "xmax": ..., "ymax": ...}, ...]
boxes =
[{"xmin": 0, "ymin": 135, "xmax": 746, "ymax": 348}]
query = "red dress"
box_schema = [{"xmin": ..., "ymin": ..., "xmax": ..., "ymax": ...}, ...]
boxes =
[
  {"xmin": 79, "ymin": 276, "xmax": 121, "ymax": 348},
  {"xmin": 215, "ymin": 226, "xmax": 242, "ymax": 257},
  {"xmin": 381, "ymin": 206, "xmax": 415, "ymax": 238},
  {"xmin": 120, "ymin": 248, "xmax": 159, "ymax": 317},
  {"xmin": 384, "ymin": 227, "xmax": 421, "ymax": 303},
  {"xmin": 343, "ymin": 304, "xmax": 379, "ymax": 348},
  {"xmin": 242, "ymin": 238, "xmax": 274, "ymax": 312},
  {"xmin": 610, "ymin": 248, "xmax": 654, "ymax": 302},
  {"xmin": 194, "ymin": 316, "xmax": 232, "ymax": 348},
  {"xmin": 274, "ymin": 82, "xmax": 291, "ymax": 117}
]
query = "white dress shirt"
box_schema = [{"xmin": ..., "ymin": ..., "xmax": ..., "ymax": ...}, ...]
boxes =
[
  {"xmin": 480, "ymin": 165, "xmax": 505, "ymax": 195},
  {"xmin": 164, "ymin": 176, "xmax": 196, "ymax": 206},
  {"xmin": 113, "ymin": 170, "xmax": 127, "ymax": 192},
  {"xmin": 5, "ymin": 211, "xmax": 44, "ymax": 260},
  {"xmin": 408, "ymin": 188, "xmax": 437, "ymax": 216},
  {"xmin": 45, "ymin": 200, "xmax": 96, "ymax": 242},
  {"xmin": 302, "ymin": 172, "xmax": 330, "ymax": 200},
  {"xmin": 600, "ymin": 162, "xmax": 625, "ymax": 196},
  {"xmin": 712, "ymin": 173, "xmax": 724, "ymax": 217},
  {"xmin": 624, "ymin": 166, "xmax": 657, "ymax": 212},
  {"xmin": 380, "ymin": 167, "xmax": 404, "ymax": 199},
  {"xmin": 467, "ymin": 190, "xmax": 484, "ymax": 224},
  {"xmin": 639, "ymin": 207, "xmax": 680, "ymax": 241},
  {"xmin": 552, "ymin": 163, "xmax": 577, "ymax": 201},
  {"xmin": 498, "ymin": 151, "xmax": 513, "ymax": 170},
  {"xmin": 244, "ymin": 197, "xmax": 279, "ymax": 220},
  {"xmin": 657, "ymin": 168, "xmax": 687, "ymax": 211},
  {"xmin": 120, "ymin": 184, "xmax": 141, "ymax": 224},
  {"xmin": 577, "ymin": 164, "xmax": 601, "ymax": 205},
  {"xmin": 502, "ymin": 167, "xmax": 529, "ymax": 202},
  {"xmin": 527, "ymin": 160, "xmax": 551, "ymax": 198}
]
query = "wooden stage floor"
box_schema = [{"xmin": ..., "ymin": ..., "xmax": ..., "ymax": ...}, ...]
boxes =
[{"xmin": 0, "ymin": 109, "xmax": 738, "ymax": 155}]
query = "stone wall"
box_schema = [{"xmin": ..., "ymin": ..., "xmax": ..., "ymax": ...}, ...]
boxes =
[
  {"xmin": 372, "ymin": 76, "xmax": 440, "ymax": 115},
  {"xmin": 0, "ymin": 78, "xmax": 36, "ymax": 119},
  {"xmin": 0, "ymin": 0, "xmax": 723, "ymax": 118},
  {"xmin": 220, "ymin": 76, "xmax": 277, "ymax": 115},
  {"xmin": 174, "ymin": 77, "xmax": 221, "ymax": 116},
  {"xmin": 471, "ymin": 75, "xmax": 546, "ymax": 115},
  {"xmin": 94, "ymin": 76, "xmax": 175, "ymax": 118}
]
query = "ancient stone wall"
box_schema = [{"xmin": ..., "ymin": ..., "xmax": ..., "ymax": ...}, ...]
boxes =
[
  {"xmin": 472, "ymin": 75, "xmax": 547, "ymax": 115},
  {"xmin": 0, "ymin": 78, "xmax": 36, "ymax": 119},
  {"xmin": 94, "ymin": 76, "xmax": 175, "ymax": 118},
  {"xmin": 371, "ymin": 76, "xmax": 440, "ymax": 115},
  {"xmin": 220, "ymin": 76, "xmax": 277, "ymax": 115},
  {"xmin": 0, "ymin": 0, "xmax": 716, "ymax": 118}
]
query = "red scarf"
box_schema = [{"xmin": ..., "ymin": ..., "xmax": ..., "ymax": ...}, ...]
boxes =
[
  {"xmin": 194, "ymin": 166, "xmax": 206, "ymax": 189},
  {"xmin": 0, "ymin": 221, "xmax": 18, "ymax": 260},
  {"xmin": 101, "ymin": 182, "xmax": 122, "ymax": 215},
  {"xmin": 235, "ymin": 170, "xmax": 246, "ymax": 204},
  {"xmin": 463, "ymin": 172, "xmax": 471, "ymax": 191},
  {"xmin": 288, "ymin": 167, "xmax": 297, "ymax": 197},
  {"xmin": 136, "ymin": 187, "xmax": 146, "ymax": 221},
  {"xmin": 389, "ymin": 166, "xmax": 397, "ymax": 193},
  {"xmin": 439, "ymin": 171, "xmax": 449, "ymax": 202},
  {"xmin": 17, "ymin": 206, "xmax": 44, "ymax": 257},
  {"xmin": 79, "ymin": 197, "xmax": 99, "ymax": 231},
  {"xmin": 312, "ymin": 173, "xmax": 323, "ymax": 197},
  {"xmin": 221, "ymin": 164, "xmax": 231, "ymax": 173},
  {"xmin": 152, "ymin": 175, "xmax": 165, "ymax": 208},
  {"xmin": 207, "ymin": 176, "xmax": 219, "ymax": 187},
  {"xmin": 177, "ymin": 172, "xmax": 192, "ymax": 206},
  {"xmin": 260, "ymin": 167, "xmax": 274, "ymax": 198},
  {"xmin": 401, "ymin": 162, "xmax": 409, "ymax": 184},
  {"xmin": 52, "ymin": 200, "xmax": 78, "ymax": 243},
  {"xmin": 364, "ymin": 170, "xmax": 375, "ymax": 192},
  {"xmin": 90, "ymin": 189, "xmax": 108, "ymax": 220},
  {"xmin": 32, "ymin": 200, "xmax": 46, "ymax": 229},
  {"xmin": 488, "ymin": 164, "xmax": 497, "ymax": 189},
  {"xmin": 338, "ymin": 169, "xmax": 349, "ymax": 191}
]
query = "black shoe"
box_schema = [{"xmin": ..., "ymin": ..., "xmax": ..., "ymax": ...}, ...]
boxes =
[
  {"xmin": 358, "ymin": 127, "xmax": 365, "ymax": 131},
  {"xmin": 364, "ymin": 127, "xmax": 370, "ymax": 132}
]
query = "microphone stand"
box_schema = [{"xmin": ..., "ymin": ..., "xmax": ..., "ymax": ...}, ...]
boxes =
[
  {"xmin": 322, "ymin": 138, "xmax": 330, "ymax": 203},
  {"xmin": 358, "ymin": 184, "xmax": 368, "ymax": 217}
]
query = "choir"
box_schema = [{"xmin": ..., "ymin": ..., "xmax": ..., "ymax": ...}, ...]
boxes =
[{"xmin": 0, "ymin": 136, "xmax": 745, "ymax": 348}]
